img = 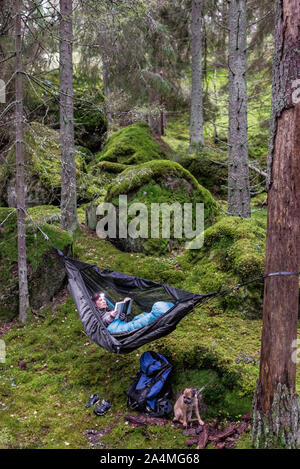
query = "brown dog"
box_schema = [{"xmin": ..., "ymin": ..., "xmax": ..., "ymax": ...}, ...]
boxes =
[{"xmin": 173, "ymin": 388, "xmax": 204, "ymax": 427}]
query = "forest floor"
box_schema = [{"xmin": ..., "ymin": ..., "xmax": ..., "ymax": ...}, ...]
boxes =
[
  {"xmin": 1, "ymin": 223, "xmax": 299, "ymax": 450},
  {"xmin": 0, "ymin": 118, "xmax": 299, "ymax": 450}
]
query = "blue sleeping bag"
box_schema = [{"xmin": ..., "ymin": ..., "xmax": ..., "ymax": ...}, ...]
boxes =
[{"xmin": 107, "ymin": 301, "xmax": 174, "ymax": 334}]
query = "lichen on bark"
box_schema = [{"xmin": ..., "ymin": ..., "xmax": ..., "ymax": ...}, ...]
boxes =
[{"xmin": 252, "ymin": 383, "xmax": 300, "ymax": 449}]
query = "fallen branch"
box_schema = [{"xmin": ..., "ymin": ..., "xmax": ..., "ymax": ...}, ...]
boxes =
[
  {"xmin": 124, "ymin": 414, "xmax": 169, "ymax": 427},
  {"xmin": 197, "ymin": 425, "xmax": 209, "ymax": 450}
]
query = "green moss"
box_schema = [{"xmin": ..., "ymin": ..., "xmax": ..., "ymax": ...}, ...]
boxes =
[
  {"xmin": 1, "ymin": 224, "xmax": 298, "ymax": 449},
  {"xmin": 0, "ymin": 207, "xmax": 72, "ymax": 321},
  {"xmin": 163, "ymin": 114, "xmax": 268, "ymax": 200},
  {"xmin": 86, "ymin": 160, "xmax": 128, "ymax": 191},
  {"xmin": 103, "ymin": 160, "xmax": 219, "ymax": 255},
  {"xmin": 76, "ymin": 146, "xmax": 93, "ymax": 163},
  {"xmin": 251, "ymin": 193, "xmax": 268, "ymax": 207},
  {"xmin": 0, "ymin": 428, "xmax": 13, "ymax": 448},
  {"xmin": 26, "ymin": 205, "xmax": 61, "ymax": 225},
  {"xmin": 91, "ymin": 161, "xmax": 128, "ymax": 174},
  {"xmin": 5, "ymin": 122, "xmax": 65, "ymax": 188},
  {"xmin": 179, "ymin": 216, "xmax": 266, "ymax": 318},
  {"xmin": 107, "ymin": 160, "xmax": 218, "ymax": 208},
  {"xmin": 25, "ymin": 69, "xmax": 107, "ymax": 152},
  {"xmin": 235, "ymin": 431, "xmax": 253, "ymax": 449},
  {"xmin": 3, "ymin": 122, "xmax": 104, "ymax": 204},
  {"xmin": 96, "ymin": 122, "xmax": 170, "ymax": 165},
  {"xmin": 178, "ymin": 149, "xmax": 228, "ymax": 198},
  {"xmin": 162, "ymin": 115, "xmax": 190, "ymax": 154}
]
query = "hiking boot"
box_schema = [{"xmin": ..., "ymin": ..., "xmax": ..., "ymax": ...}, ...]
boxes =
[
  {"xmin": 94, "ymin": 399, "xmax": 111, "ymax": 416},
  {"xmin": 85, "ymin": 394, "xmax": 100, "ymax": 408}
]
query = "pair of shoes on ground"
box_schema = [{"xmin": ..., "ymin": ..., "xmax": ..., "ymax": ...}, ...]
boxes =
[{"xmin": 85, "ymin": 394, "xmax": 111, "ymax": 416}]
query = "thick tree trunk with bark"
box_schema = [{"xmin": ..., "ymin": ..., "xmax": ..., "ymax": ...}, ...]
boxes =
[
  {"xmin": 227, "ymin": 0, "xmax": 250, "ymax": 218},
  {"xmin": 15, "ymin": 0, "xmax": 29, "ymax": 323},
  {"xmin": 252, "ymin": 0, "xmax": 300, "ymax": 449},
  {"xmin": 189, "ymin": 0, "xmax": 204, "ymax": 149},
  {"xmin": 59, "ymin": 0, "xmax": 77, "ymax": 234}
]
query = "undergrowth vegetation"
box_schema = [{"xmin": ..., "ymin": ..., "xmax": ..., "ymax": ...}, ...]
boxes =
[
  {"xmin": 1, "ymin": 117, "xmax": 299, "ymax": 451},
  {"xmin": 1, "ymin": 221, "xmax": 298, "ymax": 449},
  {"xmin": 0, "ymin": 227, "xmax": 258, "ymax": 449}
]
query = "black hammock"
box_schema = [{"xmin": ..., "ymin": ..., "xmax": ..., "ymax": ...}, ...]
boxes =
[{"xmin": 58, "ymin": 250, "xmax": 214, "ymax": 354}]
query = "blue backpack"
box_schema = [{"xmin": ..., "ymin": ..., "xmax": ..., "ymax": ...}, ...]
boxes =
[{"xmin": 126, "ymin": 351, "xmax": 173, "ymax": 417}]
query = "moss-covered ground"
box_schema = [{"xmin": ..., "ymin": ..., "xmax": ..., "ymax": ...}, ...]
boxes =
[
  {"xmin": 162, "ymin": 111, "xmax": 267, "ymax": 200},
  {"xmin": 0, "ymin": 108, "xmax": 298, "ymax": 449},
  {"xmin": 1, "ymin": 217, "xmax": 299, "ymax": 449}
]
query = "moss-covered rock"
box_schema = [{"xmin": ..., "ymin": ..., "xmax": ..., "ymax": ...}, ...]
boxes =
[
  {"xmin": 101, "ymin": 160, "xmax": 220, "ymax": 255},
  {"xmin": 96, "ymin": 122, "xmax": 172, "ymax": 165},
  {"xmin": 179, "ymin": 216, "xmax": 266, "ymax": 318},
  {"xmin": 25, "ymin": 70, "xmax": 107, "ymax": 152},
  {"xmin": 1, "ymin": 122, "xmax": 104, "ymax": 207},
  {"xmin": 87, "ymin": 161, "xmax": 128, "ymax": 188},
  {"xmin": 83, "ymin": 162, "xmax": 130, "ymax": 229},
  {"xmin": 83, "ymin": 195, "xmax": 106, "ymax": 231},
  {"xmin": 0, "ymin": 206, "xmax": 73, "ymax": 322},
  {"xmin": 178, "ymin": 148, "xmax": 228, "ymax": 198}
]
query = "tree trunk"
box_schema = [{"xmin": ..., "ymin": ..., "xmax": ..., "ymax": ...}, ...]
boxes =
[
  {"xmin": 102, "ymin": 60, "xmax": 112, "ymax": 130},
  {"xmin": 59, "ymin": 0, "xmax": 77, "ymax": 234},
  {"xmin": 252, "ymin": 0, "xmax": 300, "ymax": 449},
  {"xmin": 213, "ymin": 68, "xmax": 218, "ymax": 143},
  {"xmin": 189, "ymin": 0, "xmax": 204, "ymax": 149},
  {"xmin": 15, "ymin": 0, "xmax": 29, "ymax": 324},
  {"xmin": 227, "ymin": 0, "xmax": 251, "ymax": 218},
  {"xmin": 221, "ymin": 0, "xmax": 228, "ymax": 67}
]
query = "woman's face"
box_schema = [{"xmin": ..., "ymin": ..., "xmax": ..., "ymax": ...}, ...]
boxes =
[{"xmin": 95, "ymin": 297, "xmax": 107, "ymax": 309}]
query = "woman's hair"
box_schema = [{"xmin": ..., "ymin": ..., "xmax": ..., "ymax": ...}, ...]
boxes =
[{"xmin": 92, "ymin": 293, "xmax": 100, "ymax": 301}]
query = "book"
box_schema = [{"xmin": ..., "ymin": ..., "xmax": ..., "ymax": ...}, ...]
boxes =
[{"xmin": 114, "ymin": 298, "xmax": 133, "ymax": 319}]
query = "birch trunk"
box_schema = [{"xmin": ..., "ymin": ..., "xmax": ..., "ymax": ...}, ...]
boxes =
[
  {"xmin": 252, "ymin": 0, "xmax": 300, "ymax": 449},
  {"xmin": 227, "ymin": 0, "xmax": 250, "ymax": 218},
  {"xmin": 59, "ymin": 0, "xmax": 77, "ymax": 234},
  {"xmin": 189, "ymin": 0, "xmax": 204, "ymax": 149},
  {"xmin": 15, "ymin": 0, "xmax": 29, "ymax": 324}
]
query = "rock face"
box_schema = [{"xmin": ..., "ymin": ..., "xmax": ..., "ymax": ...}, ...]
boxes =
[
  {"xmin": 0, "ymin": 207, "xmax": 73, "ymax": 322},
  {"xmin": 99, "ymin": 160, "xmax": 220, "ymax": 255},
  {"xmin": 0, "ymin": 122, "xmax": 102, "ymax": 208}
]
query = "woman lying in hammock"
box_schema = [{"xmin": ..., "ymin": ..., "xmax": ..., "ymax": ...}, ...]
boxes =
[{"xmin": 92, "ymin": 293, "xmax": 174, "ymax": 334}]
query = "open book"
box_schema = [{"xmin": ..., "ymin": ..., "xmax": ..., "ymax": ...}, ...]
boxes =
[{"xmin": 114, "ymin": 298, "xmax": 133, "ymax": 319}]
